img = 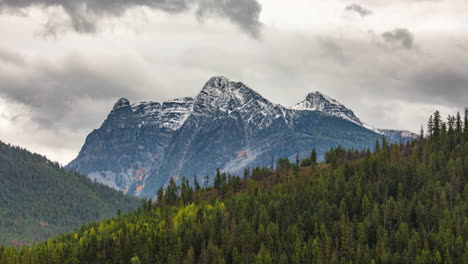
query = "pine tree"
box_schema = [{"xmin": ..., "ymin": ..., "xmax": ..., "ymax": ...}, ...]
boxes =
[
  {"xmin": 157, "ymin": 187, "xmax": 165, "ymax": 205},
  {"xmin": 433, "ymin": 111, "xmax": 441, "ymax": 137},
  {"xmin": 455, "ymin": 112, "xmax": 462, "ymax": 133},
  {"xmin": 165, "ymin": 177, "xmax": 179, "ymax": 205},
  {"xmin": 180, "ymin": 177, "xmax": 193, "ymax": 204},
  {"xmin": 464, "ymin": 107, "xmax": 468, "ymax": 140},
  {"xmin": 375, "ymin": 140, "xmax": 381, "ymax": 154},
  {"xmin": 295, "ymin": 149, "xmax": 300, "ymax": 171},
  {"xmin": 214, "ymin": 169, "xmax": 222, "ymax": 189},
  {"xmin": 194, "ymin": 175, "xmax": 201, "ymax": 192},
  {"xmin": 310, "ymin": 149, "xmax": 317, "ymax": 165},
  {"xmin": 204, "ymin": 175, "xmax": 210, "ymax": 188},
  {"xmin": 427, "ymin": 115, "xmax": 433, "ymax": 137}
]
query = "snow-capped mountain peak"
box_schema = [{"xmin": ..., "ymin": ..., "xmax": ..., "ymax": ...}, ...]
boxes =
[
  {"xmin": 194, "ymin": 76, "xmax": 270, "ymax": 114},
  {"xmin": 291, "ymin": 91, "xmax": 363, "ymax": 125}
]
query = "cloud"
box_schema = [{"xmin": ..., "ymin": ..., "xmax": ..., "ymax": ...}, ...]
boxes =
[
  {"xmin": 0, "ymin": 0, "xmax": 262, "ymax": 36},
  {"xmin": 0, "ymin": 47, "xmax": 25, "ymax": 66},
  {"xmin": 381, "ymin": 28, "xmax": 415, "ymax": 49},
  {"xmin": 316, "ymin": 38, "xmax": 350, "ymax": 66},
  {"xmin": 408, "ymin": 66, "xmax": 468, "ymax": 106},
  {"xmin": 0, "ymin": 52, "xmax": 152, "ymax": 130},
  {"xmin": 345, "ymin": 4, "xmax": 372, "ymax": 17},
  {"xmin": 0, "ymin": 0, "xmax": 467, "ymax": 165}
]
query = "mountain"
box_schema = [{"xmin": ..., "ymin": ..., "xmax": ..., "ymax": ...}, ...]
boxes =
[
  {"xmin": 291, "ymin": 91, "xmax": 363, "ymax": 125},
  {"xmin": 4, "ymin": 112, "xmax": 467, "ymax": 263},
  {"xmin": 0, "ymin": 141, "xmax": 140, "ymax": 246},
  {"xmin": 68, "ymin": 76, "xmax": 416, "ymax": 198},
  {"xmin": 291, "ymin": 91, "xmax": 417, "ymax": 141}
]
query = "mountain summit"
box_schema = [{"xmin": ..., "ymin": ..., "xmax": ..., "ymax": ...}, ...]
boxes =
[
  {"xmin": 291, "ymin": 91, "xmax": 363, "ymax": 125},
  {"xmin": 68, "ymin": 76, "xmax": 416, "ymax": 198}
]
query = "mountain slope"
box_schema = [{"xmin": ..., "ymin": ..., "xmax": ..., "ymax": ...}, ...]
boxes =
[
  {"xmin": 68, "ymin": 76, "xmax": 415, "ymax": 198},
  {"xmin": 4, "ymin": 111, "xmax": 467, "ymax": 263},
  {"xmin": 0, "ymin": 141, "xmax": 140, "ymax": 246}
]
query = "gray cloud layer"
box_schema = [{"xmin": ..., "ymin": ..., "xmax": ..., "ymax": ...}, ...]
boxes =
[
  {"xmin": 345, "ymin": 3, "xmax": 372, "ymax": 17},
  {"xmin": 1, "ymin": 0, "xmax": 467, "ymax": 164},
  {"xmin": 0, "ymin": 52, "xmax": 147, "ymax": 130},
  {"xmin": 0, "ymin": 0, "xmax": 262, "ymax": 36},
  {"xmin": 382, "ymin": 28, "xmax": 415, "ymax": 49}
]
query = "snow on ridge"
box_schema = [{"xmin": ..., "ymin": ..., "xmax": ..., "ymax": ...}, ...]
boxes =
[
  {"xmin": 291, "ymin": 91, "xmax": 363, "ymax": 126},
  {"xmin": 363, "ymin": 122, "xmax": 384, "ymax": 135},
  {"xmin": 111, "ymin": 78, "xmax": 416, "ymax": 137},
  {"xmin": 126, "ymin": 97, "xmax": 195, "ymax": 131},
  {"xmin": 196, "ymin": 76, "xmax": 272, "ymax": 114}
]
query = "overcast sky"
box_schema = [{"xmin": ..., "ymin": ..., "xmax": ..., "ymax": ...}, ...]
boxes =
[{"xmin": 0, "ymin": 0, "xmax": 467, "ymax": 164}]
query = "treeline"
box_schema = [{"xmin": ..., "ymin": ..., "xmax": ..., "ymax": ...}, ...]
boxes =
[
  {"xmin": 0, "ymin": 110, "xmax": 467, "ymax": 264},
  {"xmin": 0, "ymin": 141, "xmax": 140, "ymax": 246}
]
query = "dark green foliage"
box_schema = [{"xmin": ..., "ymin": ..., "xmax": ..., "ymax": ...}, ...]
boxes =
[
  {"xmin": 300, "ymin": 149, "xmax": 318, "ymax": 167},
  {"xmin": 1, "ymin": 110, "xmax": 467, "ymax": 264},
  {"xmin": 0, "ymin": 141, "xmax": 140, "ymax": 246}
]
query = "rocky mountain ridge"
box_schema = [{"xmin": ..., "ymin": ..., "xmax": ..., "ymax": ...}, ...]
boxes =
[{"xmin": 68, "ymin": 76, "xmax": 416, "ymax": 198}]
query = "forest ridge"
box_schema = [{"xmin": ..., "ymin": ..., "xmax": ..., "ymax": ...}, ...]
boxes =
[{"xmin": 0, "ymin": 110, "xmax": 466, "ymax": 263}]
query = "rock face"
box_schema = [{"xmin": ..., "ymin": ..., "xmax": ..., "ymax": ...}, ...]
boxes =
[{"xmin": 68, "ymin": 76, "xmax": 416, "ymax": 198}]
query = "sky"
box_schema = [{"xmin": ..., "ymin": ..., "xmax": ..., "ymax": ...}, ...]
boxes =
[{"xmin": 0, "ymin": 0, "xmax": 467, "ymax": 165}]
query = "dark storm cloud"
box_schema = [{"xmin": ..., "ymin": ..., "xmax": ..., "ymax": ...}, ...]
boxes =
[
  {"xmin": 345, "ymin": 3, "xmax": 372, "ymax": 17},
  {"xmin": 197, "ymin": 0, "xmax": 262, "ymax": 37},
  {"xmin": 381, "ymin": 28, "xmax": 415, "ymax": 49},
  {"xmin": 0, "ymin": 55, "xmax": 143, "ymax": 129},
  {"xmin": 408, "ymin": 67, "xmax": 468, "ymax": 106},
  {"xmin": 0, "ymin": 0, "xmax": 262, "ymax": 36}
]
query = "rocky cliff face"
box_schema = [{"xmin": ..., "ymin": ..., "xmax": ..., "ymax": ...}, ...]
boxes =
[{"xmin": 68, "ymin": 76, "xmax": 416, "ymax": 198}]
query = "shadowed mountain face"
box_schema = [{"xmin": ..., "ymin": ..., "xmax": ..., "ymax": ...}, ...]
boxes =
[{"xmin": 67, "ymin": 76, "xmax": 416, "ymax": 198}]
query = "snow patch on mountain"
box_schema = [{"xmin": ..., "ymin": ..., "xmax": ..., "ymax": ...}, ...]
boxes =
[
  {"xmin": 291, "ymin": 91, "xmax": 418, "ymax": 138},
  {"xmin": 291, "ymin": 92, "xmax": 363, "ymax": 126},
  {"xmin": 117, "ymin": 97, "xmax": 196, "ymax": 131},
  {"xmin": 362, "ymin": 122, "xmax": 384, "ymax": 135}
]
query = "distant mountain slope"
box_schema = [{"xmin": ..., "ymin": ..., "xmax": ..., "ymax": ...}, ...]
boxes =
[
  {"xmin": 0, "ymin": 141, "xmax": 140, "ymax": 246},
  {"xmin": 68, "ymin": 76, "xmax": 416, "ymax": 198}
]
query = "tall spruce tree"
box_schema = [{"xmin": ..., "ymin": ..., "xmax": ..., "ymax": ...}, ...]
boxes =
[{"xmin": 310, "ymin": 149, "xmax": 317, "ymax": 165}]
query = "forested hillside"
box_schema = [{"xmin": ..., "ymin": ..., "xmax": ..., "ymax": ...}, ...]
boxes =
[
  {"xmin": 1, "ymin": 110, "xmax": 467, "ymax": 263},
  {"xmin": 0, "ymin": 141, "xmax": 140, "ymax": 246}
]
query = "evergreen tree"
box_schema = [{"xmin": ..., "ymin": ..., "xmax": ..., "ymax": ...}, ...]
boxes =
[
  {"xmin": 433, "ymin": 110, "xmax": 441, "ymax": 137},
  {"xmin": 165, "ymin": 177, "xmax": 179, "ymax": 205},
  {"xmin": 427, "ymin": 115, "xmax": 433, "ymax": 137},
  {"xmin": 310, "ymin": 149, "xmax": 317, "ymax": 165},
  {"xmin": 194, "ymin": 175, "xmax": 201, "ymax": 192}
]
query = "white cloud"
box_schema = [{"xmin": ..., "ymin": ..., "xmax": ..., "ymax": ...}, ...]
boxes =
[{"xmin": 0, "ymin": 0, "xmax": 467, "ymax": 164}]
